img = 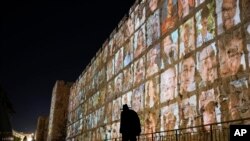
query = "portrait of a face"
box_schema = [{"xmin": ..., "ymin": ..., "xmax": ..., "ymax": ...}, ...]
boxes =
[
  {"xmin": 134, "ymin": 3, "xmax": 146, "ymax": 30},
  {"xmin": 197, "ymin": 43, "xmax": 218, "ymax": 87},
  {"xmin": 179, "ymin": 56, "xmax": 196, "ymax": 95},
  {"xmin": 108, "ymin": 39, "xmax": 114, "ymax": 57},
  {"xmin": 216, "ymin": 0, "xmax": 240, "ymax": 34},
  {"xmin": 126, "ymin": 13, "xmax": 135, "ymax": 37},
  {"xmin": 123, "ymin": 65, "xmax": 133, "ymax": 91},
  {"xmin": 146, "ymin": 44, "xmax": 160, "ymax": 77},
  {"xmin": 161, "ymin": 103, "xmax": 179, "ymax": 133},
  {"xmin": 179, "ymin": 18, "xmax": 195, "ymax": 58},
  {"xmin": 160, "ymin": 67, "xmax": 177, "ymax": 103},
  {"xmin": 115, "ymin": 48, "xmax": 123, "ymax": 74},
  {"xmin": 114, "ymin": 73, "xmax": 123, "ymax": 94},
  {"xmin": 112, "ymin": 122, "xmax": 120, "ymax": 139},
  {"xmin": 228, "ymin": 79, "xmax": 250, "ymax": 121},
  {"xmin": 114, "ymin": 29, "xmax": 124, "ymax": 48},
  {"xmin": 112, "ymin": 98, "xmax": 121, "ymax": 121},
  {"xmin": 107, "ymin": 59, "xmax": 114, "ymax": 81},
  {"xmin": 219, "ymin": 30, "xmax": 245, "ymax": 78},
  {"xmin": 104, "ymin": 103, "xmax": 112, "ymax": 124},
  {"xmin": 162, "ymin": 30, "xmax": 178, "ymax": 67},
  {"xmin": 178, "ymin": 0, "xmax": 195, "ymax": 18},
  {"xmin": 145, "ymin": 77, "xmax": 159, "ymax": 109},
  {"xmin": 134, "ymin": 57, "xmax": 145, "ymax": 85},
  {"xmin": 106, "ymin": 81, "xmax": 114, "ymax": 102},
  {"xmin": 179, "ymin": 95, "xmax": 197, "ymax": 132},
  {"xmin": 132, "ymin": 84, "xmax": 144, "ymax": 112},
  {"xmin": 199, "ymin": 89, "xmax": 218, "ymax": 131},
  {"xmin": 161, "ymin": 0, "xmax": 178, "ymax": 34},
  {"xmin": 124, "ymin": 37, "xmax": 133, "ymax": 67},
  {"xmin": 144, "ymin": 111, "xmax": 157, "ymax": 134},
  {"xmin": 148, "ymin": 0, "xmax": 158, "ymax": 12},
  {"xmin": 196, "ymin": 3, "xmax": 215, "ymax": 47},
  {"xmin": 147, "ymin": 10, "xmax": 160, "ymax": 46},
  {"xmin": 134, "ymin": 25, "xmax": 146, "ymax": 58},
  {"xmin": 122, "ymin": 91, "xmax": 132, "ymax": 107}
]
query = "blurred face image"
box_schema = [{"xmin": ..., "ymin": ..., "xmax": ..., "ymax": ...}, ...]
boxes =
[
  {"xmin": 135, "ymin": 29, "xmax": 145, "ymax": 58},
  {"xmin": 133, "ymin": 92, "xmax": 141, "ymax": 112},
  {"xmin": 149, "ymin": 0, "xmax": 158, "ymax": 12},
  {"xmin": 180, "ymin": 57, "xmax": 195, "ymax": 93},
  {"xmin": 199, "ymin": 46, "xmax": 217, "ymax": 83},
  {"xmin": 164, "ymin": 111, "xmax": 176, "ymax": 130},
  {"xmin": 134, "ymin": 58, "xmax": 144, "ymax": 84},
  {"xmin": 145, "ymin": 113, "xmax": 156, "ymax": 133},
  {"xmin": 147, "ymin": 46, "xmax": 160, "ymax": 77},
  {"xmin": 222, "ymin": 0, "xmax": 237, "ymax": 30},
  {"xmin": 127, "ymin": 17, "xmax": 134, "ymax": 36},
  {"xmin": 161, "ymin": 68, "xmax": 176, "ymax": 102},
  {"xmin": 221, "ymin": 38, "xmax": 243, "ymax": 76},
  {"xmin": 167, "ymin": 0, "xmax": 173, "ymax": 18}
]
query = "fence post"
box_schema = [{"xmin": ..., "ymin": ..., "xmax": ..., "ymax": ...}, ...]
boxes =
[
  {"xmin": 175, "ymin": 130, "xmax": 178, "ymax": 141},
  {"xmin": 210, "ymin": 124, "xmax": 213, "ymax": 141}
]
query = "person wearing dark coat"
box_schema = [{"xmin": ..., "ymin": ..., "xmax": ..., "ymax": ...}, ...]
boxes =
[{"xmin": 120, "ymin": 104, "xmax": 141, "ymax": 141}]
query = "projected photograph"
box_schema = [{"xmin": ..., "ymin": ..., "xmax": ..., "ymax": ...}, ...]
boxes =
[
  {"xmin": 147, "ymin": 9, "xmax": 160, "ymax": 46},
  {"xmin": 161, "ymin": 0, "xmax": 178, "ymax": 34},
  {"xmin": 216, "ymin": 0, "xmax": 241, "ymax": 34},
  {"xmin": 125, "ymin": 13, "xmax": 135, "ymax": 38},
  {"xmin": 104, "ymin": 102, "xmax": 112, "ymax": 124},
  {"xmin": 97, "ymin": 107, "xmax": 105, "ymax": 126},
  {"xmin": 112, "ymin": 122, "xmax": 120, "ymax": 139},
  {"xmin": 195, "ymin": 0, "xmax": 205, "ymax": 7},
  {"xmin": 114, "ymin": 29, "xmax": 124, "ymax": 48},
  {"xmin": 196, "ymin": 3, "xmax": 215, "ymax": 48},
  {"xmin": 112, "ymin": 97, "xmax": 122, "ymax": 121},
  {"xmin": 105, "ymin": 124, "xmax": 112, "ymax": 140},
  {"xmin": 161, "ymin": 30, "xmax": 178, "ymax": 67},
  {"xmin": 228, "ymin": 78, "xmax": 250, "ymax": 121},
  {"xmin": 106, "ymin": 59, "xmax": 114, "ymax": 81},
  {"xmin": 103, "ymin": 43, "xmax": 108, "ymax": 64},
  {"xmin": 98, "ymin": 67, "xmax": 105, "ymax": 87},
  {"xmin": 179, "ymin": 18, "xmax": 195, "ymax": 58},
  {"xmin": 134, "ymin": 3, "xmax": 146, "ymax": 30},
  {"xmin": 108, "ymin": 38, "xmax": 114, "ymax": 57},
  {"xmin": 106, "ymin": 81, "xmax": 114, "ymax": 102},
  {"xmin": 179, "ymin": 95, "xmax": 197, "ymax": 132},
  {"xmin": 124, "ymin": 37, "xmax": 134, "ymax": 67},
  {"xmin": 114, "ymin": 73, "xmax": 123, "ymax": 94},
  {"xmin": 160, "ymin": 66, "xmax": 177, "ymax": 103},
  {"xmin": 134, "ymin": 25, "xmax": 146, "ymax": 58},
  {"xmin": 197, "ymin": 43, "xmax": 218, "ymax": 87},
  {"xmin": 146, "ymin": 44, "xmax": 161, "ymax": 77},
  {"xmin": 199, "ymin": 88, "xmax": 220, "ymax": 130},
  {"xmin": 99, "ymin": 87, "xmax": 106, "ymax": 106},
  {"xmin": 123, "ymin": 65, "xmax": 133, "ymax": 92},
  {"xmin": 148, "ymin": 0, "xmax": 158, "ymax": 13},
  {"xmin": 144, "ymin": 110, "xmax": 158, "ymax": 134},
  {"xmin": 134, "ymin": 56, "xmax": 145, "ymax": 85},
  {"xmin": 161, "ymin": 103, "xmax": 179, "ymax": 132},
  {"xmin": 145, "ymin": 76, "xmax": 159, "ymax": 109},
  {"xmin": 122, "ymin": 91, "xmax": 132, "ymax": 107},
  {"xmin": 218, "ymin": 29, "xmax": 245, "ymax": 78},
  {"xmin": 132, "ymin": 84, "xmax": 145, "ymax": 112},
  {"xmin": 114, "ymin": 47, "xmax": 124, "ymax": 74},
  {"xmin": 179, "ymin": 56, "xmax": 196, "ymax": 95},
  {"xmin": 92, "ymin": 92, "xmax": 99, "ymax": 109},
  {"xmin": 178, "ymin": 0, "xmax": 195, "ymax": 18}
]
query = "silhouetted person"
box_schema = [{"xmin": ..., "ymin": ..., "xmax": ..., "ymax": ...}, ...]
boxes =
[
  {"xmin": 23, "ymin": 136, "xmax": 27, "ymax": 141},
  {"xmin": 120, "ymin": 104, "xmax": 141, "ymax": 141}
]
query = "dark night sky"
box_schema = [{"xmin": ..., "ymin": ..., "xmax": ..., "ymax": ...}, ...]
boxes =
[{"xmin": 1, "ymin": 0, "xmax": 135, "ymax": 133}]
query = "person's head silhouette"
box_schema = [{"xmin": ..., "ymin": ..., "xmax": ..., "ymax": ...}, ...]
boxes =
[{"xmin": 123, "ymin": 104, "xmax": 129, "ymax": 111}]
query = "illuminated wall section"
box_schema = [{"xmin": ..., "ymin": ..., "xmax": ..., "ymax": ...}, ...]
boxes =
[{"xmin": 66, "ymin": 0, "xmax": 250, "ymax": 140}]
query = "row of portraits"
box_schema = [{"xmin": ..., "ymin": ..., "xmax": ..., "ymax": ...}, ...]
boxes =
[
  {"xmin": 80, "ymin": 0, "xmax": 249, "ymax": 86},
  {"xmin": 68, "ymin": 77, "xmax": 250, "ymax": 140}
]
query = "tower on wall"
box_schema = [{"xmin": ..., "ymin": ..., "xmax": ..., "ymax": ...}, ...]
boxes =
[
  {"xmin": 47, "ymin": 80, "xmax": 72, "ymax": 141},
  {"xmin": 35, "ymin": 116, "xmax": 48, "ymax": 141}
]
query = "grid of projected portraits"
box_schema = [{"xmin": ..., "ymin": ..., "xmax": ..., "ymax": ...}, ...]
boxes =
[{"xmin": 66, "ymin": 0, "xmax": 250, "ymax": 140}]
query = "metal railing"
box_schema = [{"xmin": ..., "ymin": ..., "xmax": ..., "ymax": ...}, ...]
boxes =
[{"xmin": 107, "ymin": 117, "xmax": 250, "ymax": 141}]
